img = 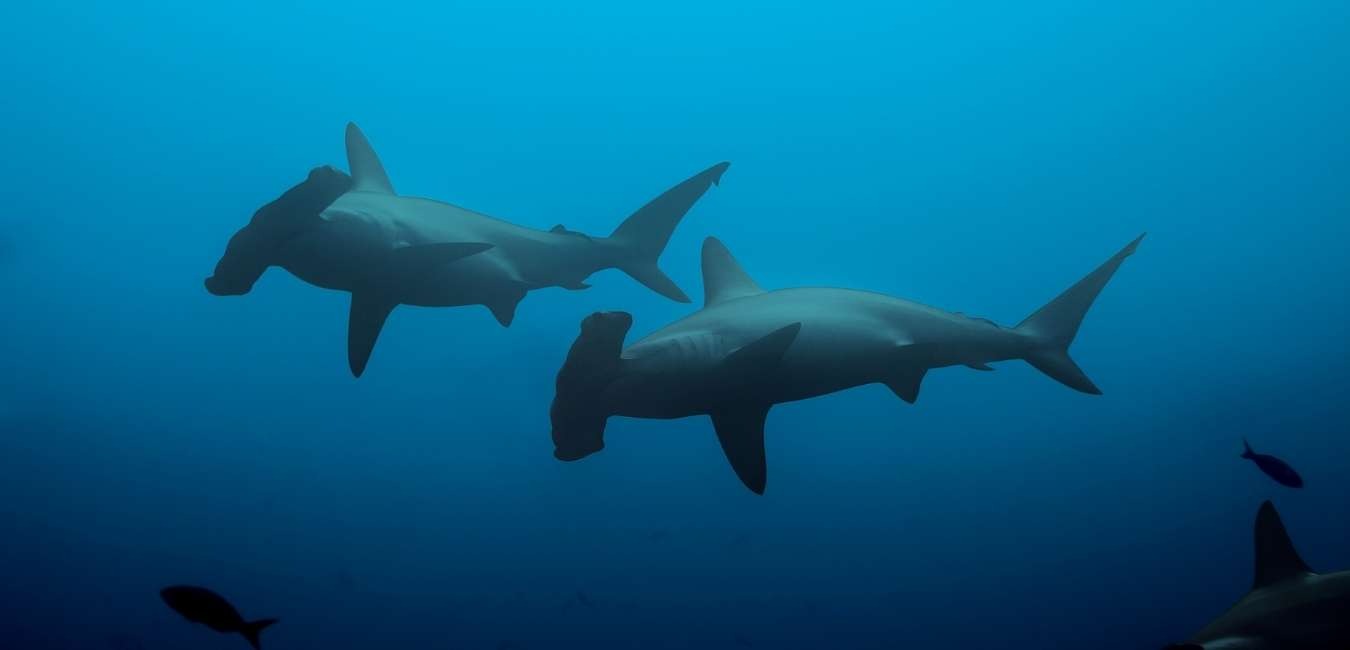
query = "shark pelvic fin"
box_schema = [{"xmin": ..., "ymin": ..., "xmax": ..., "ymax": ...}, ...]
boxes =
[
  {"xmin": 345, "ymin": 123, "xmax": 396, "ymax": 194},
  {"xmin": 486, "ymin": 288, "xmax": 526, "ymax": 327},
  {"xmin": 886, "ymin": 368, "xmax": 927, "ymax": 404},
  {"xmin": 702, "ymin": 237, "xmax": 764, "ymax": 307},
  {"xmin": 710, "ymin": 406, "xmax": 770, "ymax": 495},
  {"xmin": 1253, "ymin": 500, "xmax": 1314, "ymax": 589}
]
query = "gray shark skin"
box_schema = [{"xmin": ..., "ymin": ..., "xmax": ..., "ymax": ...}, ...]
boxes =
[
  {"xmin": 1165, "ymin": 501, "xmax": 1350, "ymax": 650},
  {"xmin": 206, "ymin": 123, "xmax": 729, "ymax": 377},
  {"xmin": 552, "ymin": 234, "xmax": 1143, "ymax": 494}
]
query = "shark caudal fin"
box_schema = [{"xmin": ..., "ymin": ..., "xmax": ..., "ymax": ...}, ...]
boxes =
[
  {"xmin": 1014, "ymin": 234, "xmax": 1144, "ymax": 395},
  {"xmin": 608, "ymin": 162, "xmax": 730, "ymax": 303},
  {"xmin": 239, "ymin": 618, "xmax": 278, "ymax": 650}
]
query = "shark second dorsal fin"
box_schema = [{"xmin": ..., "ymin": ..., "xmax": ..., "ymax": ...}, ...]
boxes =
[
  {"xmin": 344, "ymin": 123, "xmax": 396, "ymax": 194},
  {"xmin": 702, "ymin": 237, "xmax": 764, "ymax": 307},
  {"xmin": 1252, "ymin": 500, "xmax": 1314, "ymax": 589}
]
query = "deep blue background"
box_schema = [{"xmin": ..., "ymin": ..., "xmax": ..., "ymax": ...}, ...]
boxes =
[{"xmin": 3, "ymin": 2, "xmax": 1349, "ymax": 648}]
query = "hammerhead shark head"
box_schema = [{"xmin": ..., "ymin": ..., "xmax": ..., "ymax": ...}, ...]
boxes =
[
  {"xmin": 206, "ymin": 123, "xmax": 729, "ymax": 376},
  {"xmin": 551, "ymin": 234, "xmax": 1142, "ymax": 493},
  {"xmin": 1166, "ymin": 500, "xmax": 1350, "ymax": 649}
]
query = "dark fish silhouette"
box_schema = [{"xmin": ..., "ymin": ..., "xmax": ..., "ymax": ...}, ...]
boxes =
[
  {"xmin": 159, "ymin": 585, "xmax": 277, "ymax": 649},
  {"xmin": 1242, "ymin": 438, "xmax": 1304, "ymax": 488}
]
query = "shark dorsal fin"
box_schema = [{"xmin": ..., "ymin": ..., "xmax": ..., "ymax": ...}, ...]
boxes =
[
  {"xmin": 1253, "ymin": 500, "xmax": 1314, "ymax": 589},
  {"xmin": 344, "ymin": 123, "xmax": 396, "ymax": 195},
  {"xmin": 701, "ymin": 237, "xmax": 763, "ymax": 307}
]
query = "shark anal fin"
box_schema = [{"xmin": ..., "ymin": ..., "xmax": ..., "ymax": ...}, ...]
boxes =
[
  {"xmin": 702, "ymin": 237, "xmax": 764, "ymax": 306},
  {"xmin": 710, "ymin": 406, "xmax": 770, "ymax": 495},
  {"xmin": 348, "ymin": 293, "xmax": 397, "ymax": 378},
  {"xmin": 886, "ymin": 368, "xmax": 927, "ymax": 404},
  {"xmin": 723, "ymin": 323, "xmax": 801, "ymax": 374},
  {"xmin": 345, "ymin": 123, "xmax": 396, "ymax": 195},
  {"xmin": 1253, "ymin": 500, "xmax": 1314, "ymax": 589}
]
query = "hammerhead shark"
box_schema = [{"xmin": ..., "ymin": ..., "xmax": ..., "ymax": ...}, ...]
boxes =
[
  {"xmin": 206, "ymin": 123, "xmax": 729, "ymax": 376},
  {"xmin": 1166, "ymin": 500, "xmax": 1350, "ymax": 649},
  {"xmin": 551, "ymin": 234, "xmax": 1142, "ymax": 493}
]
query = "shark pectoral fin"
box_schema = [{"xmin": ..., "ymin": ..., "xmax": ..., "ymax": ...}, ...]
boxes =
[
  {"xmin": 710, "ymin": 406, "xmax": 770, "ymax": 495},
  {"xmin": 965, "ymin": 362, "xmax": 995, "ymax": 371},
  {"xmin": 885, "ymin": 368, "xmax": 927, "ymax": 404},
  {"xmin": 348, "ymin": 293, "xmax": 397, "ymax": 378},
  {"xmin": 1252, "ymin": 500, "xmax": 1315, "ymax": 589},
  {"xmin": 722, "ymin": 323, "xmax": 802, "ymax": 375},
  {"xmin": 390, "ymin": 242, "xmax": 493, "ymax": 277}
]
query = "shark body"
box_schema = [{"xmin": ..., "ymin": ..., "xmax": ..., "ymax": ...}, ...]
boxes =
[
  {"xmin": 207, "ymin": 123, "xmax": 728, "ymax": 376},
  {"xmin": 551, "ymin": 235, "xmax": 1142, "ymax": 493},
  {"xmin": 1167, "ymin": 501, "xmax": 1350, "ymax": 650}
]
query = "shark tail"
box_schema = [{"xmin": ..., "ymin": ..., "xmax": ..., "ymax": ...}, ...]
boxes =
[
  {"xmin": 1014, "ymin": 234, "xmax": 1144, "ymax": 395},
  {"xmin": 240, "ymin": 618, "xmax": 278, "ymax": 650},
  {"xmin": 607, "ymin": 162, "xmax": 730, "ymax": 303}
]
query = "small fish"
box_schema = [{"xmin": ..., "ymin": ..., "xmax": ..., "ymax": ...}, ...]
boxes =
[
  {"xmin": 159, "ymin": 585, "xmax": 278, "ymax": 649},
  {"xmin": 1242, "ymin": 438, "xmax": 1304, "ymax": 488}
]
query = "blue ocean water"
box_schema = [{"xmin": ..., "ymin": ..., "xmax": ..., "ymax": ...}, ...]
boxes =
[{"xmin": 2, "ymin": 1, "xmax": 1349, "ymax": 648}]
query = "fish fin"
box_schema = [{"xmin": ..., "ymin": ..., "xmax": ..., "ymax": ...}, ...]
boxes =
[
  {"xmin": 701, "ymin": 237, "xmax": 763, "ymax": 307},
  {"xmin": 1242, "ymin": 438, "xmax": 1254, "ymax": 459},
  {"xmin": 722, "ymin": 323, "xmax": 801, "ymax": 376},
  {"xmin": 710, "ymin": 405, "xmax": 770, "ymax": 495},
  {"xmin": 966, "ymin": 362, "xmax": 995, "ymax": 371},
  {"xmin": 240, "ymin": 618, "xmax": 278, "ymax": 650},
  {"xmin": 608, "ymin": 162, "xmax": 729, "ymax": 303},
  {"xmin": 486, "ymin": 288, "xmax": 526, "ymax": 327},
  {"xmin": 1015, "ymin": 234, "xmax": 1144, "ymax": 395},
  {"xmin": 389, "ymin": 242, "xmax": 492, "ymax": 279},
  {"xmin": 345, "ymin": 123, "xmax": 395, "ymax": 194},
  {"xmin": 348, "ymin": 293, "xmax": 397, "ymax": 378},
  {"xmin": 626, "ymin": 263, "xmax": 690, "ymax": 303},
  {"xmin": 885, "ymin": 368, "xmax": 927, "ymax": 404},
  {"xmin": 562, "ymin": 281, "xmax": 592, "ymax": 290},
  {"xmin": 1253, "ymin": 500, "xmax": 1314, "ymax": 589}
]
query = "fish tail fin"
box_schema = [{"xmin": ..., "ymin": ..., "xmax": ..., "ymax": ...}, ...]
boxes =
[
  {"xmin": 1015, "ymin": 234, "xmax": 1144, "ymax": 395},
  {"xmin": 240, "ymin": 618, "xmax": 278, "ymax": 650},
  {"xmin": 1242, "ymin": 438, "xmax": 1255, "ymax": 459},
  {"xmin": 607, "ymin": 162, "xmax": 730, "ymax": 303}
]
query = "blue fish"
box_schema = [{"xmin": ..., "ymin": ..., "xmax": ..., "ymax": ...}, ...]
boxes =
[{"xmin": 1242, "ymin": 438, "xmax": 1304, "ymax": 488}]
